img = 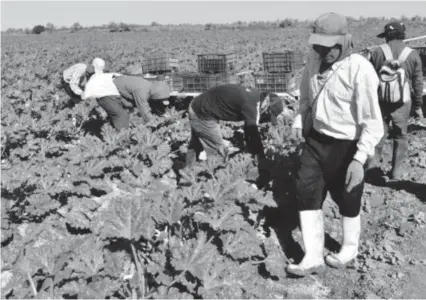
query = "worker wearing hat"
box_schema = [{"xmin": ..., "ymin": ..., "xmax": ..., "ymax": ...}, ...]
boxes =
[
  {"xmin": 366, "ymin": 21, "xmax": 424, "ymax": 183},
  {"xmin": 184, "ymin": 84, "xmax": 283, "ymax": 188},
  {"xmin": 288, "ymin": 12, "xmax": 384, "ymax": 277},
  {"xmin": 112, "ymin": 75, "xmax": 171, "ymax": 124},
  {"xmin": 61, "ymin": 58, "xmax": 105, "ymax": 103}
]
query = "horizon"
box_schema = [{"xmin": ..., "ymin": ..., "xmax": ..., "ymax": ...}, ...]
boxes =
[{"xmin": 1, "ymin": 1, "xmax": 426, "ymax": 31}]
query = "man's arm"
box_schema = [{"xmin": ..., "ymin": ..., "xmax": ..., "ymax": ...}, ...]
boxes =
[
  {"xmin": 353, "ymin": 64, "xmax": 384, "ymax": 165},
  {"xmin": 410, "ymin": 51, "xmax": 424, "ymax": 116},
  {"xmin": 292, "ymin": 55, "xmax": 312, "ymax": 130},
  {"xmin": 69, "ymin": 71, "xmax": 84, "ymax": 96}
]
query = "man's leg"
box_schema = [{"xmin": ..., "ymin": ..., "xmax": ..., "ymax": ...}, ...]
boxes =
[
  {"xmin": 389, "ymin": 100, "xmax": 411, "ymax": 179},
  {"xmin": 285, "ymin": 137, "xmax": 327, "ymax": 277},
  {"xmin": 97, "ymin": 96, "xmax": 130, "ymax": 131}
]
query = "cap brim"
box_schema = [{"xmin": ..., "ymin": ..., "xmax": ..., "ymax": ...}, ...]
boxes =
[
  {"xmin": 377, "ymin": 32, "xmax": 386, "ymax": 38},
  {"xmin": 308, "ymin": 33, "xmax": 344, "ymax": 47}
]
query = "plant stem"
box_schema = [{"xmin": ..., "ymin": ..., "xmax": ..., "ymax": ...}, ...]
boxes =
[
  {"xmin": 27, "ymin": 271, "xmax": 37, "ymax": 296},
  {"xmin": 131, "ymin": 243, "xmax": 146, "ymax": 299}
]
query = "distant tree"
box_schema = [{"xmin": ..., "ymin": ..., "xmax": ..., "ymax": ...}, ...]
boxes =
[
  {"xmin": 279, "ymin": 18, "xmax": 294, "ymax": 28},
  {"xmin": 70, "ymin": 22, "xmax": 83, "ymax": 32},
  {"xmin": 6, "ymin": 28, "xmax": 16, "ymax": 34},
  {"xmin": 32, "ymin": 25, "xmax": 45, "ymax": 34},
  {"xmin": 151, "ymin": 21, "xmax": 160, "ymax": 26},
  {"xmin": 118, "ymin": 22, "xmax": 130, "ymax": 32},
  {"xmin": 108, "ymin": 21, "xmax": 119, "ymax": 32},
  {"xmin": 46, "ymin": 22, "xmax": 56, "ymax": 32},
  {"xmin": 24, "ymin": 28, "xmax": 31, "ymax": 35},
  {"xmin": 205, "ymin": 23, "xmax": 213, "ymax": 30}
]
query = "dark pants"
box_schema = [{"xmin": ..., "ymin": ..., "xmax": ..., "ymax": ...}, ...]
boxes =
[
  {"xmin": 97, "ymin": 96, "xmax": 130, "ymax": 130},
  {"xmin": 185, "ymin": 104, "xmax": 226, "ymax": 167},
  {"xmin": 368, "ymin": 100, "xmax": 411, "ymax": 178},
  {"xmin": 295, "ymin": 130, "xmax": 363, "ymax": 218}
]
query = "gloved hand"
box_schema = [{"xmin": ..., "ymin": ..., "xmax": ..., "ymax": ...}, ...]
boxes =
[
  {"xmin": 414, "ymin": 107, "xmax": 424, "ymax": 119},
  {"xmin": 291, "ymin": 127, "xmax": 303, "ymax": 140},
  {"xmin": 345, "ymin": 159, "xmax": 364, "ymax": 193},
  {"xmin": 121, "ymin": 98, "xmax": 133, "ymax": 108}
]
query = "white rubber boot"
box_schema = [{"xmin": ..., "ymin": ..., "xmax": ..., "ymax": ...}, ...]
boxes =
[
  {"xmin": 325, "ymin": 214, "xmax": 360, "ymax": 268},
  {"xmin": 285, "ymin": 210, "xmax": 325, "ymax": 277}
]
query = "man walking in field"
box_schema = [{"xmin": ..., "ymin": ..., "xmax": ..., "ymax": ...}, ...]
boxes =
[
  {"xmin": 366, "ymin": 22, "xmax": 424, "ymax": 183},
  {"xmin": 61, "ymin": 58, "xmax": 105, "ymax": 103},
  {"xmin": 288, "ymin": 12, "xmax": 384, "ymax": 277},
  {"xmin": 184, "ymin": 84, "xmax": 283, "ymax": 188},
  {"xmin": 112, "ymin": 75, "xmax": 171, "ymax": 124}
]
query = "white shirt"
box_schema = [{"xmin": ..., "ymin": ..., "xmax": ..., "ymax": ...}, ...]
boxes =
[
  {"xmin": 63, "ymin": 63, "xmax": 87, "ymax": 96},
  {"xmin": 293, "ymin": 51, "xmax": 384, "ymax": 164},
  {"xmin": 81, "ymin": 73, "xmax": 121, "ymax": 100}
]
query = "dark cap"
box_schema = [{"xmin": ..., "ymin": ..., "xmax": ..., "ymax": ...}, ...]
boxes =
[
  {"xmin": 308, "ymin": 12, "xmax": 349, "ymax": 47},
  {"xmin": 269, "ymin": 94, "xmax": 283, "ymax": 126},
  {"xmin": 85, "ymin": 64, "xmax": 95, "ymax": 77},
  {"xmin": 377, "ymin": 22, "xmax": 406, "ymax": 38}
]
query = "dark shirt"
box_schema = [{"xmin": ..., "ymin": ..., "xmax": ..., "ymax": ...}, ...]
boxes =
[
  {"xmin": 191, "ymin": 84, "xmax": 265, "ymax": 158},
  {"xmin": 369, "ymin": 40, "xmax": 424, "ymax": 109},
  {"xmin": 191, "ymin": 84, "xmax": 261, "ymax": 126}
]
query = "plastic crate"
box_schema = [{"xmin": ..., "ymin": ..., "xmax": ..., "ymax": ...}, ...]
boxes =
[
  {"xmin": 197, "ymin": 53, "xmax": 236, "ymax": 73},
  {"xmin": 254, "ymin": 72, "xmax": 300, "ymax": 93},
  {"xmin": 144, "ymin": 72, "xmax": 183, "ymax": 93},
  {"xmin": 142, "ymin": 53, "xmax": 179, "ymax": 74},
  {"xmin": 262, "ymin": 51, "xmax": 304, "ymax": 73},
  {"xmin": 413, "ymin": 47, "xmax": 426, "ymax": 75},
  {"xmin": 180, "ymin": 72, "xmax": 229, "ymax": 93}
]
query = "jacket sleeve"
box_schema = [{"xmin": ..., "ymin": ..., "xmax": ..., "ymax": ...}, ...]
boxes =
[
  {"xmin": 410, "ymin": 51, "xmax": 424, "ymax": 110},
  {"xmin": 353, "ymin": 63, "xmax": 384, "ymax": 164}
]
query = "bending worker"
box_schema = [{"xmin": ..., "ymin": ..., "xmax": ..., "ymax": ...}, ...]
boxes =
[
  {"xmin": 287, "ymin": 12, "xmax": 384, "ymax": 277},
  {"xmin": 62, "ymin": 58, "xmax": 105, "ymax": 103},
  {"xmin": 185, "ymin": 83, "xmax": 283, "ymax": 188},
  {"xmin": 112, "ymin": 75, "xmax": 171, "ymax": 124}
]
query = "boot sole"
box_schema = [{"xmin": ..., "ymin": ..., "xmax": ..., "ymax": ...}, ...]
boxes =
[
  {"xmin": 285, "ymin": 264, "xmax": 326, "ymax": 278},
  {"xmin": 325, "ymin": 255, "xmax": 355, "ymax": 269}
]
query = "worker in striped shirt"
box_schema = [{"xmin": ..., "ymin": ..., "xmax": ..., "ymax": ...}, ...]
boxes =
[
  {"xmin": 61, "ymin": 58, "xmax": 105, "ymax": 103},
  {"xmin": 286, "ymin": 12, "xmax": 384, "ymax": 277}
]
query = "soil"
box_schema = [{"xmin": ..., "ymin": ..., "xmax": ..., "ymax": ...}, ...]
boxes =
[{"xmin": 264, "ymin": 121, "xmax": 426, "ymax": 299}]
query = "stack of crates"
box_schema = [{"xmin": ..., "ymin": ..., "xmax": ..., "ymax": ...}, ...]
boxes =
[
  {"xmin": 254, "ymin": 50, "xmax": 304, "ymax": 94},
  {"xmin": 142, "ymin": 52, "xmax": 183, "ymax": 92},
  {"xmin": 180, "ymin": 53, "xmax": 236, "ymax": 93}
]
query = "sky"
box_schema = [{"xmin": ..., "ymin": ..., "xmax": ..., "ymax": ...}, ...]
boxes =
[{"xmin": 1, "ymin": 0, "xmax": 426, "ymax": 30}]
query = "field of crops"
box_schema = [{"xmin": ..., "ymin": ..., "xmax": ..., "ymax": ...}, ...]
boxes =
[{"xmin": 2, "ymin": 20, "xmax": 426, "ymax": 299}]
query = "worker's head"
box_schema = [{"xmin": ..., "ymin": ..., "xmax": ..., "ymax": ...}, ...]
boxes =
[
  {"xmin": 92, "ymin": 57, "xmax": 106, "ymax": 73},
  {"xmin": 377, "ymin": 22, "xmax": 406, "ymax": 42},
  {"xmin": 85, "ymin": 64, "xmax": 95, "ymax": 79},
  {"xmin": 150, "ymin": 81, "xmax": 171, "ymax": 105},
  {"xmin": 309, "ymin": 12, "xmax": 353, "ymax": 64}
]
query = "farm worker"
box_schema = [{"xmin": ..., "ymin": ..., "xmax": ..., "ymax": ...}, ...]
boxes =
[
  {"xmin": 365, "ymin": 22, "xmax": 424, "ymax": 183},
  {"xmin": 112, "ymin": 75, "xmax": 171, "ymax": 124},
  {"xmin": 184, "ymin": 84, "xmax": 283, "ymax": 188},
  {"xmin": 61, "ymin": 58, "xmax": 105, "ymax": 103},
  {"xmin": 287, "ymin": 12, "xmax": 384, "ymax": 277},
  {"xmin": 81, "ymin": 72, "xmax": 130, "ymax": 131}
]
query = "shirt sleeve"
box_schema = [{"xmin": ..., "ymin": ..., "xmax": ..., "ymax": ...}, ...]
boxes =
[
  {"xmin": 353, "ymin": 64, "xmax": 384, "ymax": 164},
  {"xmin": 410, "ymin": 51, "xmax": 424, "ymax": 110},
  {"xmin": 69, "ymin": 71, "xmax": 84, "ymax": 96},
  {"xmin": 292, "ymin": 58, "xmax": 311, "ymax": 129},
  {"xmin": 81, "ymin": 78, "xmax": 95, "ymax": 100}
]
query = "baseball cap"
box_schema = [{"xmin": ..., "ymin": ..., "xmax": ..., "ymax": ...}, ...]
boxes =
[
  {"xmin": 269, "ymin": 94, "xmax": 283, "ymax": 126},
  {"xmin": 85, "ymin": 65, "xmax": 95, "ymax": 77},
  {"xmin": 308, "ymin": 12, "xmax": 349, "ymax": 47},
  {"xmin": 150, "ymin": 81, "xmax": 170, "ymax": 100},
  {"xmin": 377, "ymin": 22, "xmax": 406, "ymax": 38}
]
